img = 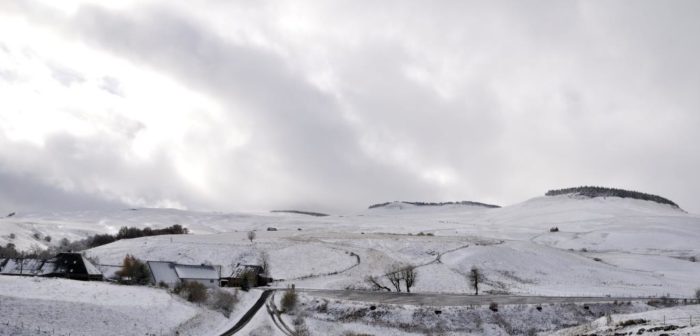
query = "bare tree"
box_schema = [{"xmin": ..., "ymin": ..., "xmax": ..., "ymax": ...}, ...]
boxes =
[
  {"xmin": 259, "ymin": 251, "xmax": 270, "ymax": 276},
  {"xmin": 247, "ymin": 230, "xmax": 256, "ymax": 243},
  {"xmin": 365, "ymin": 275, "xmax": 391, "ymax": 292},
  {"xmin": 386, "ymin": 266, "xmax": 403, "ymax": 292},
  {"xmin": 695, "ymin": 288, "xmax": 700, "ymax": 301},
  {"xmin": 400, "ymin": 265, "xmax": 417, "ymax": 293},
  {"xmin": 468, "ymin": 266, "xmax": 483, "ymax": 295}
]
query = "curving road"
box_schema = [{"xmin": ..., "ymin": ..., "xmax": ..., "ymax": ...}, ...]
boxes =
[{"xmin": 219, "ymin": 290, "xmax": 273, "ymax": 336}]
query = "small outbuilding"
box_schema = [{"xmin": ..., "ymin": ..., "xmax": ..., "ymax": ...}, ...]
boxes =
[{"xmin": 221, "ymin": 264, "xmax": 271, "ymax": 288}]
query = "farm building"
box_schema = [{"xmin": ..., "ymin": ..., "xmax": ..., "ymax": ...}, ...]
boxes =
[
  {"xmin": 221, "ymin": 264, "xmax": 271, "ymax": 288},
  {"xmin": 0, "ymin": 252, "xmax": 103, "ymax": 281},
  {"xmin": 147, "ymin": 261, "xmax": 221, "ymax": 288}
]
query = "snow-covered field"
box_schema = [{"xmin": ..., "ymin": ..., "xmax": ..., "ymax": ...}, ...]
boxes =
[
  {"xmin": 2, "ymin": 194, "xmax": 700, "ymax": 334},
  {"xmin": 551, "ymin": 303, "xmax": 700, "ymax": 336},
  {"xmin": 0, "ymin": 276, "xmax": 227, "ymax": 336},
  {"xmin": 295, "ymin": 292, "xmax": 658, "ymax": 336}
]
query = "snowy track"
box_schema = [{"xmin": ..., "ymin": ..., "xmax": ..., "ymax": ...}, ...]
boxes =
[
  {"xmin": 219, "ymin": 290, "xmax": 273, "ymax": 336},
  {"xmin": 297, "ymin": 289, "xmax": 681, "ymax": 306}
]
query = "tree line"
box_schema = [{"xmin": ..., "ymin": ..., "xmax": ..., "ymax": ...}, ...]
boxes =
[
  {"xmin": 545, "ymin": 186, "xmax": 680, "ymax": 208},
  {"xmin": 89, "ymin": 224, "xmax": 189, "ymax": 248},
  {"xmin": 0, "ymin": 224, "xmax": 189, "ymax": 258}
]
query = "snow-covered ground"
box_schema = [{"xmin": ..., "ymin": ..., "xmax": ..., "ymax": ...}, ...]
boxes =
[
  {"xmin": 550, "ymin": 303, "xmax": 700, "ymax": 336},
  {"xmin": 0, "ymin": 275, "xmax": 227, "ymax": 336},
  {"xmin": 2, "ymin": 194, "xmax": 700, "ymax": 334},
  {"xmin": 294, "ymin": 292, "xmax": 657, "ymax": 336}
]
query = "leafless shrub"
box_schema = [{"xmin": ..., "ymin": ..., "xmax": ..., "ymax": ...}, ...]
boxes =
[
  {"xmin": 386, "ymin": 266, "xmax": 403, "ymax": 292},
  {"xmin": 292, "ymin": 315, "xmax": 311, "ymax": 336},
  {"xmin": 365, "ymin": 275, "xmax": 391, "ymax": 292},
  {"xmin": 174, "ymin": 281, "xmax": 208, "ymax": 303},
  {"xmin": 282, "ymin": 287, "xmax": 298, "ymax": 312},
  {"xmin": 210, "ymin": 288, "xmax": 239, "ymax": 317},
  {"xmin": 400, "ymin": 265, "xmax": 417, "ymax": 293},
  {"xmin": 115, "ymin": 254, "xmax": 150, "ymax": 285},
  {"xmin": 259, "ymin": 251, "xmax": 270, "ymax": 276}
]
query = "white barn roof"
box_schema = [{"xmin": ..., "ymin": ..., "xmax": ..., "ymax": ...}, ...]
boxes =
[
  {"xmin": 174, "ymin": 264, "xmax": 219, "ymax": 280},
  {"xmin": 82, "ymin": 257, "xmax": 102, "ymax": 275},
  {"xmin": 148, "ymin": 261, "xmax": 220, "ymax": 284},
  {"xmin": 147, "ymin": 261, "xmax": 180, "ymax": 285}
]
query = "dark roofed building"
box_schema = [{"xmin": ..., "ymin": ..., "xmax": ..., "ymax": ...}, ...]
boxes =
[
  {"xmin": 221, "ymin": 264, "xmax": 270, "ymax": 288},
  {"xmin": 0, "ymin": 252, "xmax": 103, "ymax": 281}
]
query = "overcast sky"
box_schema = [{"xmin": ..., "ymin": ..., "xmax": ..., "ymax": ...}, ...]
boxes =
[{"xmin": 1, "ymin": 0, "xmax": 699, "ymax": 214}]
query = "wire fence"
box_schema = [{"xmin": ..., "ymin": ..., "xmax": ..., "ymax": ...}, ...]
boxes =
[{"xmin": 645, "ymin": 314, "xmax": 700, "ymax": 327}]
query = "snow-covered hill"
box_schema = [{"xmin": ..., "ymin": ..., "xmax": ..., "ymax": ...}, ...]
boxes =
[
  {"xmin": 2, "ymin": 194, "xmax": 700, "ymax": 335},
  {"xmin": 2, "ymin": 194, "xmax": 698, "ymax": 298}
]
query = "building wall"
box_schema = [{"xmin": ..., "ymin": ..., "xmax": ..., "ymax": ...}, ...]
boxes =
[{"xmin": 182, "ymin": 278, "xmax": 219, "ymax": 288}]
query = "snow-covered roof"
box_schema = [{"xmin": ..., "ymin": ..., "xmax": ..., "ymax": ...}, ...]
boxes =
[
  {"xmin": 148, "ymin": 261, "xmax": 220, "ymax": 282},
  {"xmin": 147, "ymin": 261, "xmax": 179, "ymax": 285},
  {"xmin": 174, "ymin": 264, "xmax": 219, "ymax": 280},
  {"xmin": 0, "ymin": 258, "xmax": 56, "ymax": 275},
  {"xmin": 228, "ymin": 265, "xmax": 263, "ymax": 278},
  {"xmin": 81, "ymin": 257, "xmax": 102, "ymax": 275}
]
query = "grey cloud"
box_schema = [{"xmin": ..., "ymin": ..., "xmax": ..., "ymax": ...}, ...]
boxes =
[
  {"xmin": 3, "ymin": 1, "xmax": 700, "ymax": 213},
  {"xmin": 66, "ymin": 4, "xmax": 447, "ymax": 211},
  {"xmin": 0, "ymin": 168, "xmax": 124, "ymax": 212},
  {"xmin": 98, "ymin": 76, "xmax": 124, "ymax": 96},
  {"xmin": 0, "ymin": 70, "xmax": 18, "ymax": 83},
  {"xmin": 49, "ymin": 63, "xmax": 85, "ymax": 87},
  {"xmin": 0, "ymin": 131, "xmax": 202, "ymax": 212}
]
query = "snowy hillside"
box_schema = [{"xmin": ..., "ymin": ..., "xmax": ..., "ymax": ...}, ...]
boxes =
[
  {"xmin": 2, "ymin": 194, "xmax": 698, "ymax": 297},
  {"xmin": 2, "ymin": 193, "xmax": 700, "ymax": 335},
  {"xmin": 0, "ymin": 276, "xmax": 228, "ymax": 336}
]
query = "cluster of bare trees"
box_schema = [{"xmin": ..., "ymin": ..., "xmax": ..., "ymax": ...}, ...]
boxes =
[
  {"xmin": 366, "ymin": 263, "xmax": 417, "ymax": 292},
  {"xmin": 367, "ymin": 264, "xmax": 484, "ymax": 295}
]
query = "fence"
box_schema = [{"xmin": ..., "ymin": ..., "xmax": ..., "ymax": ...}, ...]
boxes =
[{"xmin": 645, "ymin": 314, "xmax": 700, "ymax": 327}]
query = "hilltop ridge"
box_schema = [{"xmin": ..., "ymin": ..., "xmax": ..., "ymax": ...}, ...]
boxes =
[
  {"xmin": 545, "ymin": 186, "xmax": 681, "ymax": 210},
  {"xmin": 368, "ymin": 200, "xmax": 501, "ymax": 209}
]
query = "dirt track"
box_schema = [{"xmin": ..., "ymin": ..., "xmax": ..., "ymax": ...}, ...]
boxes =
[{"xmin": 295, "ymin": 289, "xmax": 654, "ymax": 306}]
